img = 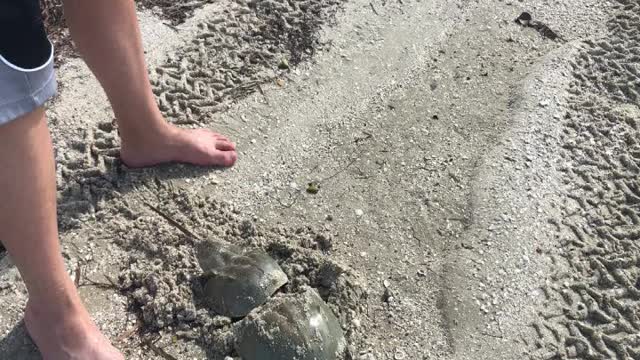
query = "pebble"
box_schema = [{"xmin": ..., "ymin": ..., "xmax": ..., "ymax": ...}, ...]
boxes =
[
  {"xmin": 352, "ymin": 318, "xmax": 361, "ymax": 328},
  {"xmin": 394, "ymin": 349, "xmax": 407, "ymax": 360},
  {"xmin": 355, "ymin": 209, "xmax": 364, "ymax": 217}
]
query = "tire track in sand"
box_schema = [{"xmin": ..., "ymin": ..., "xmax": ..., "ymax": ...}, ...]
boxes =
[{"xmin": 532, "ymin": 2, "xmax": 640, "ymax": 359}]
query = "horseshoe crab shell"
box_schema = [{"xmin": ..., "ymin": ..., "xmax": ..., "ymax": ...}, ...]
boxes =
[
  {"xmin": 196, "ymin": 240, "xmax": 288, "ymax": 318},
  {"xmin": 235, "ymin": 287, "xmax": 346, "ymax": 360}
]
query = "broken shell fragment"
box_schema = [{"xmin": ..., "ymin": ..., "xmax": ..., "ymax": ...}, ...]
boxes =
[
  {"xmin": 235, "ymin": 287, "xmax": 346, "ymax": 360},
  {"xmin": 196, "ymin": 240, "xmax": 288, "ymax": 318}
]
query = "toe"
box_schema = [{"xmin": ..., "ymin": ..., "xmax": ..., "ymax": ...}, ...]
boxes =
[
  {"xmin": 211, "ymin": 132, "xmax": 230, "ymax": 142},
  {"xmin": 210, "ymin": 150, "xmax": 237, "ymax": 167},
  {"xmin": 215, "ymin": 140, "xmax": 236, "ymax": 151}
]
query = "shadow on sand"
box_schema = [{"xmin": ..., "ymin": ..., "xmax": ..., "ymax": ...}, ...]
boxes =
[{"xmin": 0, "ymin": 321, "xmax": 40, "ymax": 360}]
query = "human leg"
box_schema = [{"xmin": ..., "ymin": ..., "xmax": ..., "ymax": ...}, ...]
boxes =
[
  {"xmin": 0, "ymin": 108, "xmax": 123, "ymax": 360},
  {"xmin": 62, "ymin": 0, "xmax": 238, "ymax": 168}
]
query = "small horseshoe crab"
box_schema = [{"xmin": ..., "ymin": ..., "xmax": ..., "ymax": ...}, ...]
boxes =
[{"xmin": 196, "ymin": 240, "xmax": 289, "ymax": 318}]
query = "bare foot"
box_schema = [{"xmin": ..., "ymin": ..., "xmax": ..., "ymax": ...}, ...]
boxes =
[
  {"xmin": 119, "ymin": 124, "xmax": 237, "ymax": 168},
  {"xmin": 24, "ymin": 299, "xmax": 124, "ymax": 360}
]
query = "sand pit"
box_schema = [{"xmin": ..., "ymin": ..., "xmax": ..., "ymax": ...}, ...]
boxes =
[{"xmin": 1, "ymin": 0, "xmax": 638, "ymax": 359}]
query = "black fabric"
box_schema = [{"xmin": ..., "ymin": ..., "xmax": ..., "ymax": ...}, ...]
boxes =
[{"xmin": 0, "ymin": 0, "xmax": 51, "ymax": 69}]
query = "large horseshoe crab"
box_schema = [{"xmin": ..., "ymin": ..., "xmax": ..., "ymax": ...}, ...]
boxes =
[{"xmin": 235, "ymin": 287, "xmax": 346, "ymax": 360}]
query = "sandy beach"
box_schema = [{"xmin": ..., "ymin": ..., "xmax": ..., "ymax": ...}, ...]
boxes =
[{"xmin": 1, "ymin": 0, "xmax": 639, "ymax": 359}]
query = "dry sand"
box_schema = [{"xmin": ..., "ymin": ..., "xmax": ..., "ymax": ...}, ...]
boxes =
[{"xmin": 1, "ymin": 0, "xmax": 639, "ymax": 359}]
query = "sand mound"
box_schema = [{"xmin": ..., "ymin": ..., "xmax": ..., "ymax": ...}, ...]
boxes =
[{"xmin": 105, "ymin": 186, "xmax": 366, "ymax": 358}]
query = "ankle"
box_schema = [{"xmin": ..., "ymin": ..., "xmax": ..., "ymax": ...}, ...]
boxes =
[
  {"xmin": 26, "ymin": 291, "xmax": 94, "ymax": 335},
  {"xmin": 26, "ymin": 285, "xmax": 86, "ymax": 324},
  {"xmin": 116, "ymin": 107, "xmax": 172, "ymax": 145}
]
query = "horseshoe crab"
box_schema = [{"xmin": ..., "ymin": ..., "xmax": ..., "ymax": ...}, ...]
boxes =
[
  {"xmin": 235, "ymin": 287, "xmax": 346, "ymax": 360},
  {"xmin": 196, "ymin": 240, "xmax": 288, "ymax": 318}
]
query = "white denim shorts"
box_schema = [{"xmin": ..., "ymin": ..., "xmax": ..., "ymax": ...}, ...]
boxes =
[{"xmin": 0, "ymin": 45, "xmax": 57, "ymax": 126}]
